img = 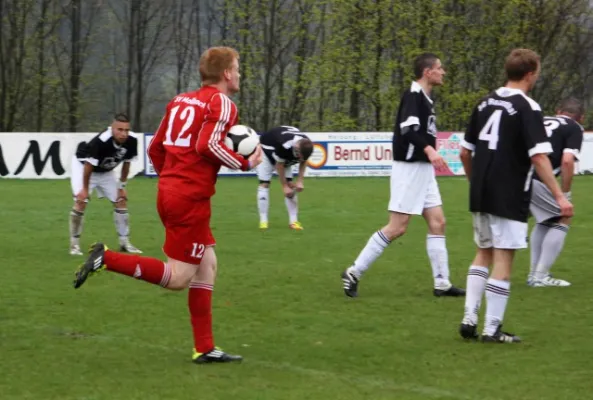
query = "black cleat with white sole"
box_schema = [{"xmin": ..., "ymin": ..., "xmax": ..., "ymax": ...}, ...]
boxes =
[
  {"xmin": 434, "ymin": 286, "xmax": 466, "ymax": 297},
  {"xmin": 481, "ymin": 325, "xmax": 521, "ymax": 344},
  {"xmin": 341, "ymin": 269, "xmax": 359, "ymax": 298},
  {"xmin": 192, "ymin": 348, "xmax": 243, "ymax": 364},
  {"xmin": 73, "ymin": 242, "xmax": 106, "ymax": 289}
]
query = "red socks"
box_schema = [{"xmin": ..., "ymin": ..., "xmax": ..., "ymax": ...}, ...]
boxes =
[
  {"xmin": 103, "ymin": 250, "xmax": 171, "ymax": 287},
  {"xmin": 188, "ymin": 283, "xmax": 214, "ymax": 353}
]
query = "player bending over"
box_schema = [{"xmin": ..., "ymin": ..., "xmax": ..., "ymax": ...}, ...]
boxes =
[
  {"xmin": 257, "ymin": 126, "xmax": 314, "ymax": 230},
  {"xmin": 69, "ymin": 113, "xmax": 142, "ymax": 255},
  {"xmin": 459, "ymin": 49, "xmax": 573, "ymax": 343},
  {"xmin": 73, "ymin": 47, "xmax": 263, "ymax": 363},
  {"xmin": 527, "ymin": 98, "xmax": 584, "ymax": 287},
  {"xmin": 341, "ymin": 53, "xmax": 465, "ymax": 298}
]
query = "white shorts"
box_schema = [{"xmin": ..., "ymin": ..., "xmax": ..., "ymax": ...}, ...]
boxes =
[
  {"xmin": 388, "ymin": 161, "xmax": 442, "ymax": 215},
  {"xmin": 257, "ymin": 156, "xmax": 293, "ymax": 182},
  {"xmin": 71, "ymin": 156, "xmax": 118, "ymax": 202},
  {"xmin": 472, "ymin": 212, "xmax": 528, "ymax": 249}
]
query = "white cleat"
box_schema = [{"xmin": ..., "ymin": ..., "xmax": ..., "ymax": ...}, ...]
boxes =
[
  {"xmin": 528, "ymin": 275, "xmax": 571, "ymax": 287},
  {"xmin": 120, "ymin": 241, "xmax": 143, "ymax": 254},
  {"xmin": 69, "ymin": 244, "xmax": 83, "ymax": 256}
]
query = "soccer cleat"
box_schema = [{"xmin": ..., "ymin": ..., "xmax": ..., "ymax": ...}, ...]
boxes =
[
  {"xmin": 433, "ymin": 286, "xmax": 466, "ymax": 297},
  {"xmin": 259, "ymin": 221, "xmax": 269, "ymax": 230},
  {"xmin": 459, "ymin": 323, "xmax": 479, "ymax": 340},
  {"xmin": 528, "ymin": 275, "xmax": 571, "ymax": 287},
  {"xmin": 69, "ymin": 244, "xmax": 83, "ymax": 256},
  {"xmin": 481, "ymin": 325, "xmax": 521, "ymax": 344},
  {"xmin": 341, "ymin": 269, "xmax": 359, "ymax": 298},
  {"xmin": 73, "ymin": 242, "xmax": 107, "ymax": 289},
  {"xmin": 119, "ymin": 240, "xmax": 143, "ymax": 254},
  {"xmin": 192, "ymin": 347, "xmax": 243, "ymax": 364},
  {"xmin": 289, "ymin": 221, "xmax": 304, "ymax": 230}
]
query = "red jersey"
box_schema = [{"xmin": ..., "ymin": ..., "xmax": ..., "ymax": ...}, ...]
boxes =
[{"xmin": 147, "ymin": 86, "xmax": 249, "ymax": 200}]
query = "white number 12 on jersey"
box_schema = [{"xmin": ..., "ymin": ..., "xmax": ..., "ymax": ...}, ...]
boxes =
[
  {"xmin": 478, "ymin": 109, "xmax": 502, "ymax": 150},
  {"xmin": 163, "ymin": 105, "xmax": 195, "ymax": 147}
]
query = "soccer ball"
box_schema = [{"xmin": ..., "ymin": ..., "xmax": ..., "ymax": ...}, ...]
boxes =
[{"xmin": 224, "ymin": 125, "xmax": 259, "ymax": 157}]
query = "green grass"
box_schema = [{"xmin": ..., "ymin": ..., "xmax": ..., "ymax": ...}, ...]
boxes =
[{"xmin": 1, "ymin": 176, "xmax": 592, "ymax": 400}]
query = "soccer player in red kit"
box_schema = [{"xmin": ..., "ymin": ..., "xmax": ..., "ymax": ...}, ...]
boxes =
[{"xmin": 73, "ymin": 46, "xmax": 263, "ymax": 364}]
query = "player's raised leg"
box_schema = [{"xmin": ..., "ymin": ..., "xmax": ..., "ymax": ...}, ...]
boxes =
[
  {"xmin": 422, "ymin": 205, "xmax": 465, "ymax": 297},
  {"xmin": 190, "ymin": 246, "xmax": 242, "ymax": 363},
  {"xmin": 342, "ymin": 211, "xmax": 410, "ymax": 297}
]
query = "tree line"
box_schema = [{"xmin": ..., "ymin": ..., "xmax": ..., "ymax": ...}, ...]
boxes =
[{"xmin": 1, "ymin": 0, "xmax": 591, "ymax": 134}]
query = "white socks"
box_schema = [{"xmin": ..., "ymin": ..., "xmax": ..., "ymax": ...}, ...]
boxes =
[
  {"xmin": 483, "ymin": 278, "xmax": 510, "ymax": 336},
  {"xmin": 534, "ymin": 224, "xmax": 569, "ymax": 280},
  {"xmin": 349, "ymin": 230, "xmax": 391, "ymax": 278},
  {"xmin": 426, "ymin": 235, "xmax": 451, "ymax": 289},
  {"xmin": 285, "ymin": 195, "xmax": 298, "ymax": 224},
  {"xmin": 114, "ymin": 208, "xmax": 129, "ymax": 239},
  {"xmin": 462, "ymin": 265, "xmax": 489, "ymax": 325},
  {"xmin": 257, "ymin": 187, "xmax": 269, "ymax": 223}
]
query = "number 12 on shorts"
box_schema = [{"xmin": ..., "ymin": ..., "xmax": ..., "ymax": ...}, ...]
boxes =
[{"xmin": 191, "ymin": 243, "xmax": 205, "ymax": 259}]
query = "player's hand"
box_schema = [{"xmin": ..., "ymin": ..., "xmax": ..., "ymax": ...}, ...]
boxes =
[
  {"xmin": 76, "ymin": 189, "xmax": 89, "ymax": 204},
  {"xmin": 283, "ymin": 184, "xmax": 295, "ymax": 198},
  {"xmin": 556, "ymin": 195, "xmax": 574, "ymax": 218},
  {"xmin": 425, "ymin": 146, "xmax": 447, "ymax": 171},
  {"xmin": 295, "ymin": 180, "xmax": 304, "ymax": 192},
  {"xmin": 247, "ymin": 145, "xmax": 263, "ymax": 170}
]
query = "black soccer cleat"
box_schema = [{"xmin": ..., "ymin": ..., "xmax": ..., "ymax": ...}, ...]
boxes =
[
  {"xmin": 73, "ymin": 242, "xmax": 107, "ymax": 289},
  {"xmin": 459, "ymin": 323, "xmax": 479, "ymax": 340},
  {"xmin": 341, "ymin": 269, "xmax": 359, "ymax": 298},
  {"xmin": 434, "ymin": 286, "xmax": 466, "ymax": 297},
  {"xmin": 192, "ymin": 348, "xmax": 243, "ymax": 364},
  {"xmin": 481, "ymin": 325, "xmax": 522, "ymax": 344}
]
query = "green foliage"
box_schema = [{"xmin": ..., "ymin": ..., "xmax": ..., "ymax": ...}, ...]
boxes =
[{"xmin": 2, "ymin": 0, "xmax": 593, "ymax": 132}]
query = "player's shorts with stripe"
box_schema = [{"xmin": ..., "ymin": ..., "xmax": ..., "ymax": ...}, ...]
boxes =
[
  {"xmin": 472, "ymin": 212, "xmax": 528, "ymax": 249},
  {"xmin": 530, "ymin": 179, "xmax": 568, "ymax": 223},
  {"xmin": 388, "ymin": 161, "xmax": 442, "ymax": 215},
  {"xmin": 156, "ymin": 190, "xmax": 215, "ymax": 264},
  {"xmin": 70, "ymin": 156, "xmax": 118, "ymax": 202}
]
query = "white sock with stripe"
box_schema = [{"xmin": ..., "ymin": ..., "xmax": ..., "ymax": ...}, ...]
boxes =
[{"xmin": 349, "ymin": 230, "xmax": 391, "ymax": 278}]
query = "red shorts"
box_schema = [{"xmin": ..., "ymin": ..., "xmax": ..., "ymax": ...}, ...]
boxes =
[{"xmin": 156, "ymin": 190, "xmax": 215, "ymax": 264}]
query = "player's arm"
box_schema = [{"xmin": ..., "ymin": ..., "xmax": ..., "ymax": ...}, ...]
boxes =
[
  {"xmin": 275, "ymin": 160, "xmax": 289, "ymax": 186},
  {"xmin": 460, "ymin": 106, "xmax": 479, "ymax": 181},
  {"xmin": 147, "ymin": 112, "xmax": 169, "ymax": 175},
  {"xmin": 560, "ymin": 126, "xmax": 584, "ymax": 193},
  {"xmin": 297, "ymin": 160, "xmax": 307, "ymax": 182},
  {"xmin": 195, "ymin": 93, "xmax": 250, "ymax": 171},
  {"xmin": 522, "ymin": 108, "xmax": 572, "ymax": 216},
  {"xmin": 399, "ymin": 93, "xmax": 445, "ymax": 168}
]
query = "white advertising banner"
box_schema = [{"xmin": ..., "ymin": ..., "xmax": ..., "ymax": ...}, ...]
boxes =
[{"xmin": 0, "ymin": 132, "xmax": 145, "ymax": 179}]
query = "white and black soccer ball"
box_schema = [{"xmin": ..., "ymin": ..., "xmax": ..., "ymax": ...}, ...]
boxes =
[{"xmin": 224, "ymin": 125, "xmax": 260, "ymax": 157}]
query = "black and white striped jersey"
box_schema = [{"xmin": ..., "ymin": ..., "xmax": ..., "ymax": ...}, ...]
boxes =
[
  {"xmin": 75, "ymin": 128, "xmax": 138, "ymax": 173},
  {"xmin": 462, "ymin": 87, "xmax": 552, "ymax": 222},
  {"xmin": 259, "ymin": 126, "xmax": 308, "ymax": 166},
  {"xmin": 392, "ymin": 81, "xmax": 437, "ymax": 163},
  {"xmin": 533, "ymin": 115, "xmax": 583, "ymax": 181}
]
